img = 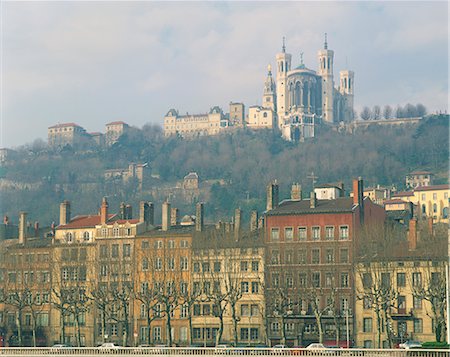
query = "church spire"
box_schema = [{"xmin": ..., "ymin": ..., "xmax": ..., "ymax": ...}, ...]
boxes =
[{"xmin": 324, "ymin": 33, "xmax": 328, "ymax": 50}]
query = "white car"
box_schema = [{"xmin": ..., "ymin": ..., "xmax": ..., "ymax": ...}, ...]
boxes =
[
  {"xmin": 306, "ymin": 343, "xmax": 326, "ymax": 349},
  {"xmin": 399, "ymin": 340, "xmax": 422, "ymax": 349},
  {"xmin": 99, "ymin": 342, "xmax": 120, "ymax": 349}
]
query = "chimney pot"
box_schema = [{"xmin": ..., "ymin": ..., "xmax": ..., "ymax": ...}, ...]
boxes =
[
  {"xmin": 100, "ymin": 197, "xmax": 109, "ymax": 224},
  {"xmin": 291, "ymin": 183, "xmax": 302, "ymax": 201},
  {"xmin": 234, "ymin": 208, "xmax": 242, "ymax": 241},
  {"xmin": 162, "ymin": 201, "xmax": 171, "ymax": 231},
  {"xmin": 250, "ymin": 210, "xmax": 258, "ymax": 232},
  {"xmin": 59, "ymin": 200, "xmax": 71, "ymax": 226},
  {"xmin": 266, "ymin": 181, "xmax": 279, "ymax": 211},
  {"xmin": 19, "ymin": 211, "xmax": 27, "ymax": 244},
  {"xmin": 171, "ymin": 207, "xmax": 179, "ymax": 226}
]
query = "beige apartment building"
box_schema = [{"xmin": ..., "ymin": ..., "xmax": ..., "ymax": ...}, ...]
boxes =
[{"xmin": 47, "ymin": 123, "xmax": 89, "ymax": 148}]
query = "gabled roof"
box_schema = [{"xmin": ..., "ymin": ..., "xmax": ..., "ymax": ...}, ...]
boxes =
[
  {"xmin": 392, "ymin": 191, "xmax": 414, "ymax": 197},
  {"xmin": 266, "ymin": 197, "xmax": 355, "ymax": 216}
]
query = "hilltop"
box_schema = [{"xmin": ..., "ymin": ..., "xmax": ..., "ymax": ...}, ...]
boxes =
[{"xmin": 0, "ymin": 115, "xmax": 448, "ymax": 226}]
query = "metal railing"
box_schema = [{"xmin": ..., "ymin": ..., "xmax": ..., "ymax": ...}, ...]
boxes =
[{"xmin": 0, "ymin": 347, "xmax": 449, "ymax": 356}]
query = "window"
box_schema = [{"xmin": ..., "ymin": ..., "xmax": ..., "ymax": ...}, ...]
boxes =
[
  {"xmin": 340, "ymin": 249, "xmax": 349, "ymax": 263},
  {"xmin": 250, "ymin": 328, "xmax": 259, "ymax": 340},
  {"xmin": 111, "ymin": 323, "xmax": 118, "ymax": 336},
  {"xmin": 285, "ymin": 227, "xmax": 293, "ymax": 241},
  {"xmin": 286, "ymin": 274, "xmax": 294, "ymax": 288},
  {"xmin": 111, "ymin": 244, "xmax": 119, "ymax": 258},
  {"xmin": 414, "ymin": 319, "xmax": 423, "ymax": 333},
  {"xmin": 312, "ymin": 272, "xmax": 320, "ymax": 287},
  {"xmin": 180, "ymin": 240, "xmax": 189, "ymax": 248},
  {"xmin": 364, "ymin": 341, "xmax": 372, "ymax": 348},
  {"xmin": 241, "ymin": 261, "xmax": 248, "ymax": 272},
  {"xmin": 363, "ymin": 318, "xmax": 373, "ymax": 332},
  {"xmin": 168, "ymin": 240, "xmax": 175, "ymax": 249},
  {"xmin": 363, "ymin": 297, "xmax": 371, "ymax": 309},
  {"xmin": 298, "ymin": 249, "xmax": 306, "ymax": 264},
  {"xmin": 241, "ymin": 304, "xmax": 249, "ymax": 316},
  {"xmin": 397, "ymin": 273, "xmax": 406, "ymax": 287},
  {"xmin": 167, "ymin": 257, "xmax": 175, "ymax": 270},
  {"xmin": 113, "ymin": 227, "xmax": 120, "ymax": 237},
  {"xmin": 155, "ymin": 240, "xmax": 163, "ymax": 249},
  {"xmin": 312, "ymin": 249, "xmax": 320, "ymax": 264},
  {"xmin": 341, "ymin": 273, "xmax": 349, "ymax": 288},
  {"xmin": 325, "ymin": 226, "xmax": 334, "ymax": 240},
  {"xmin": 251, "ymin": 282, "xmax": 259, "ymax": 294},
  {"xmin": 326, "ymin": 249, "xmax": 334, "ymax": 263},
  {"xmin": 271, "ymin": 250, "xmax": 280, "ymax": 264},
  {"xmin": 180, "ymin": 327, "xmax": 188, "ymax": 342},
  {"xmin": 83, "ymin": 231, "xmax": 90, "ymax": 241},
  {"xmin": 285, "ymin": 322, "xmax": 295, "ymax": 333},
  {"xmin": 213, "ymin": 261, "xmax": 221, "ymax": 272},
  {"xmin": 181, "ymin": 304, "xmax": 189, "ymax": 318},
  {"xmin": 339, "ymin": 226, "xmax": 349, "ymax": 240},
  {"xmin": 241, "ymin": 282, "xmax": 249, "ymax": 293},
  {"xmin": 271, "ymin": 322, "xmax": 280, "ymax": 332},
  {"xmin": 193, "ymin": 262, "xmax": 200, "ymax": 272},
  {"xmin": 66, "ymin": 232, "xmax": 73, "ymax": 243},
  {"xmin": 412, "ymin": 272, "xmax": 422, "ymax": 287},
  {"xmin": 285, "ymin": 250, "xmax": 294, "ymax": 264},
  {"xmin": 123, "ymin": 244, "xmax": 131, "ymax": 258},
  {"xmin": 251, "ymin": 261, "xmax": 259, "ymax": 271},
  {"xmin": 240, "ymin": 328, "xmax": 249, "ymax": 340},
  {"xmin": 142, "ymin": 258, "xmax": 149, "ymax": 271},
  {"xmin": 155, "ymin": 257, "xmax": 162, "ymax": 271},
  {"xmin": 153, "ymin": 326, "xmax": 161, "ymax": 341},
  {"xmin": 202, "ymin": 304, "xmax": 211, "ymax": 315},
  {"xmin": 413, "ymin": 296, "xmax": 422, "ymax": 309},
  {"xmin": 325, "ymin": 273, "xmax": 334, "ymax": 288},
  {"xmin": 433, "ymin": 193, "xmax": 437, "ymax": 200},
  {"xmin": 180, "ymin": 257, "xmax": 188, "ymax": 271},
  {"xmin": 271, "ymin": 228, "xmax": 280, "ymax": 241},
  {"xmin": 202, "ymin": 262, "xmax": 210, "ymax": 272},
  {"xmin": 299, "ymin": 273, "xmax": 307, "ymax": 287},
  {"xmin": 100, "ymin": 245, "xmax": 108, "ymax": 258},
  {"xmin": 312, "ymin": 227, "xmax": 321, "ymax": 240},
  {"xmin": 298, "ymin": 227, "xmax": 307, "ymax": 241}
]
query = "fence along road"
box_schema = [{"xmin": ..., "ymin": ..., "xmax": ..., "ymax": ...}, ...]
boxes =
[{"xmin": 0, "ymin": 347, "xmax": 449, "ymax": 356}]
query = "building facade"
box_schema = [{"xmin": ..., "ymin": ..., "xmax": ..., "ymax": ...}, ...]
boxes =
[
  {"xmin": 105, "ymin": 121, "xmax": 129, "ymax": 146},
  {"xmin": 47, "ymin": 123, "xmax": 90, "ymax": 148}
]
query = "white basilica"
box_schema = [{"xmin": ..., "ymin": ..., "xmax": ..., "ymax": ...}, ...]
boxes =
[{"xmin": 249, "ymin": 35, "xmax": 354, "ymax": 141}]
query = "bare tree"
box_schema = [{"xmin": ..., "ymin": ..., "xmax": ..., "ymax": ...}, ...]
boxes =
[
  {"xmin": 382, "ymin": 105, "xmax": 392, "ymax": 119},
  {"xmin": 372, "ymin": 105, "xmax": 381, "ymax": 120},
  {"xmin": 360, "ymin": 107, "xmax": 372, "ymax": 120}
]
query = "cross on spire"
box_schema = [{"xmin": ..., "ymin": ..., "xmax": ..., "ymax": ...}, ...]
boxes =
[
  {"xmin": 300, "ymin": 52, "xmax": 304, "ymax": 65},
  {"xmin": 282, "ymin": 36, "xmax": 286, "ymax": 53},
  {"xmin": 307, "ymin": 171, "xmax": 319, "ymax": 189},
  {"xmin": 324, "ymin": 33, "xmax": 328, "ymax": 49}
]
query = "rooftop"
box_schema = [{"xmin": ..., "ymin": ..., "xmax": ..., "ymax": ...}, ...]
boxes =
[
  {"xmin": 48, "ymin": 123, "xmax": 82, "ymax": 129},
  {"xmin": 414, "ymin": 184, "xmax": 449, "ymax": 192},
  {"xmin": 266, "ymin": 197, "xmax": 355, "ymax": 216}
]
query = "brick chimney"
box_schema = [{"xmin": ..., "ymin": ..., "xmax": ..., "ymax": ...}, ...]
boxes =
[
  {"xmin": 100, "ymin": 197, "xmax": 109, "ymax": 224},
  {"xmin": 59, "ymin": 200, "xmax": 71, "ymax": 226},
  {"xmin": 34, "ymin": 222, "xmax": 39, "ymax": 238},
  {"xmin": 352, "ymin": 177, "xmax": 365, "ymax": 225},
  {"xmin": 171, "ymin": 207, "xmax": 179, "ymax": 226},
  {"xmin": 291, "ymin": 183, "xmax": 302, "ymax": 201},
  {"xmin": 120, "ymin": 202, "xmax": 126, "ymax": 219},
  {"xmin": 234, "ymin": 208, "xmax": 242, "ymax": 241},
  {"xmin": 125, "ymin": 204, "xmax": 132, "ymax": 219},
  {"xmin": 310, "ymin": 191, "xmax": 317, "ymax": 208},
  {"xmin": 266, "ymin": 180, "xmax": 279, "ymax": 211},
  {"xmin": 250, "ymin": 210, "xmax": 258, "ymax": 232},
  {"xmin": 19, "ymin": 211, "xmax": 27, "ymax": 244},
  {"xmin": 162, "ymin": 201, "xmax": 171, "ymax": 231},
  {"xmin": 408, "ymin": 218, "xmax": 417, "ymax": 250},
  {"xmin": 196, "ymin": 203, "xmax": 204, "ymax": 232}
]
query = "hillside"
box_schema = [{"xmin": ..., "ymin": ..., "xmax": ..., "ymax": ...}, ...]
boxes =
[{"xmin": 0, "ymin": 115, "xmax": 448, "ymax": 226}]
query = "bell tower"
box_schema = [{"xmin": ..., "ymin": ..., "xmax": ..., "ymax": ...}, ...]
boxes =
[
  {"xmin": 340, "ymin": 70, "xmax": 354, "ymax": 121},
  {"xmin": 276, "ymin": 37, "xmax": 292, "ymax": 129},
  {"xmin": 262, "ymin": 64, "xmax": 276, "ymax": 112},
  {"xmin": 317, "ymin": 33, "xmax": 335, "ymax": 123}
]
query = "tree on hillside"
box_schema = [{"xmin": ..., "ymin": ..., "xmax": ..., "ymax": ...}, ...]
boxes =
[
  {"xmin": 360, "ymin": 107, "xmax": 372, "ymax": 120},
  {"xmin": 382, "ymin": 105, "xmax": 393, "ymax": 119},
  {"xmin": 372, "ymin": 105, "xmax": 381, "ymax": 120},
  {"xmin": 415, "ymin": 104, "xmax": 427, "ymax": 117}
]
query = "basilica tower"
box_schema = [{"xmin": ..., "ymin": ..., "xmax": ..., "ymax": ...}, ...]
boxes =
[
  {"xmin": 317, "ymin": 33, "xmax": 335, "ymax": 123},
  {"xmin": 262, "ymin": 64, "xmax": 276, "ymax": 112},
  {"xmin": 339, "ymin": 70, "xmax": 355, "ymax": 121},
  {"xmin": 276, "ymin": 38, "xmax": 292, "ymax": 129}
]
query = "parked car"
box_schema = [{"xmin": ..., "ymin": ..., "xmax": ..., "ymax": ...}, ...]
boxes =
[
  {"xmin": 50, "ymin": 344, "xmax": 72, "ymax": 352},
  {"xmin": 98, "ymin": 342, "xmax": 120, "ymax": 351},
  {"xmin": 399, "ymin": 340, "xmax": 422, "ymax": 349}
]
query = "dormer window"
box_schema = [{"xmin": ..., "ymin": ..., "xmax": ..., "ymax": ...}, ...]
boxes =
[
  {"xmin": 83, "ymin": 231, "xmax": 90, "ymax": 242},
  {"xmin": 113, "ymin": 227, "xmax": 120, "ymax": 237}
]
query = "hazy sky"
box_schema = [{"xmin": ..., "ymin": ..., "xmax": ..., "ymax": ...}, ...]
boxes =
[{"xmin": 1, "ymin": 1, "xmax": 448, "ymax": 148}]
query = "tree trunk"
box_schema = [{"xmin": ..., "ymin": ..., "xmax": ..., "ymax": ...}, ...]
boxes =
[
  {"xmin": 217, "ymin": 310, "xmax": 224, "ymax": 345},
  {"xmin": 147, "ymin": 308, "xmax": 152, "ymax": 345},
  {"xmin": 75, "ymin": 313, "xmax": 81, "ymax": 347},
  {"xmin": 188, "ymin": 312, "xmax": 193, "ymax": 345},
  {"xmin": 16, "ymin": 310, "xmax": 23, "ymax": 346},
  {"xmin": 60, "ymin": 312, "xmax": 66, "ymax": 344},
  {"xmin": 101, "ymin": 309, "xmax": 107, "ymax": 343},
  {"xmin": 31, "ymin": 311, "xmax": 37, "ymax": 347},
  {"xmin": 281, "ymin": 316, "xmax": 286, "ymax": 345},
  {"xmin": 166, "ymin": 307, "xmax": 173, "ymax": 346},
  {"xmin": 231, "ymin": 303, "xmax": 238, "ymax": 346}
]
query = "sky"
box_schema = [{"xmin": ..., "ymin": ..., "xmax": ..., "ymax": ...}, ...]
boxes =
[{"xmin": 1, "ymin": 1, "xmax": 448, "ymax": 148}]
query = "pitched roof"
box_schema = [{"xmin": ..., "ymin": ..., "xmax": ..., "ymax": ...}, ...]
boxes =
[
  {"xmin": 58, "ymin": 214, "xmax": 117, "ymax": 229},
  {"xmin": 48, "ymin": 123, "xmax": 82, "ymax": 129},
  {"xmin": 392, "ymin": 191, "xmax": 414, "ymax": 197},
  {"xmin": 414, "ymin": 184, "xmax": 449, "ymax": 192},
  {"xmin": 266, "ymin": 197, "xmax": 355, "ymax": 216},
  {"xmin": 106, "ymin": 121, "xmax": 128, "ymax": 126},
  {"xmin": 409, "ymin": 170, "xmax": 432, "ymax": 175},
  {"xmin": 384, "ymin": 199, "xmax": 410, "ymax": 205}
]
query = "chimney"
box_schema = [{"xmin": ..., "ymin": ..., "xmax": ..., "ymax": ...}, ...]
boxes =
[
  {"xmin": 266, "ymin": 181, "xmax": 279, "ymax": 211},
  {"xmin": 353, "ymin": 177, "xmax": 364, "ymax": 225},
  {"xmin": 234, "ymin": 208, "xmax": 242, "ymax": 241},
  {"xmin": 59, "ymin": 200, "xmax": 71, "ymax": 226},
  {"xmin": 258, "ymin": 216, "xmax": 265, "ymax": 229},
  {"xmin": 337, "ymin": 181, "xmax": 345, "ymax": 197},
  {"xmin": 100, "ymin": 197, "xmax": 109, "ymax": 224},
  {"xmin": 34, "ymin": 222, "xmax": 39, "ymax": 238},
  {"xmin": 250, "ymin": 210, "xmax": 258, "ymax": 232},
  {"xmin": 408, "ymin": 218, "xmax": 417, "ymax": 250},
  {"xmin": 196, "ymin": 203, "xmax": 204, "ymax": 232},
  {"xmin": 291, "ymin": 183, "xmax": 302, "ymax": 201},
  {"xmin": 19, "ymin": 211, "xmax": 27, "ymax": 244},
  {"xmin": 148, "ymin": 202, "xmax": 154, "ymax": 226},
  {"xmin": 162, "ymin": 201, "xmax": 171, "ymax": 231},
  {"xmin": 51, "ymin": 222, "xmax": 56, "ymax": 236},
  {"xmin": 3, "ymin": 215, "xmax": 9, "ymax": 225},
  {"xmin": 125, "ymin": 204, "xmax": 132, "ymax": 219},
  {"xmin": 428, "ymin": 217, "xmax": 434, "ymax": 236},
  {"xmin": 171, "ymin": 207, "xmax": 179, "ymax": 226},
  {"xmin": 120, "ymin": 202, "xmax": 126, "ymax": 219},
  {"xmin": 310, "ymin": 191, "xmax": 317, "ymax": 208},
  {"xmin": 139, "ymin": 201, "xmax": 153, "ymax": 227}
]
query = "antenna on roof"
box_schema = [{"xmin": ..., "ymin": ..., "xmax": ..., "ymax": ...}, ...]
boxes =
[
  {"xmin": 324, "ymin": 33, "xmax": 328, "ymax": 50},
  {"xmin": 307, "ymin": 171, "xmax": 319, "ymax": 189}
]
